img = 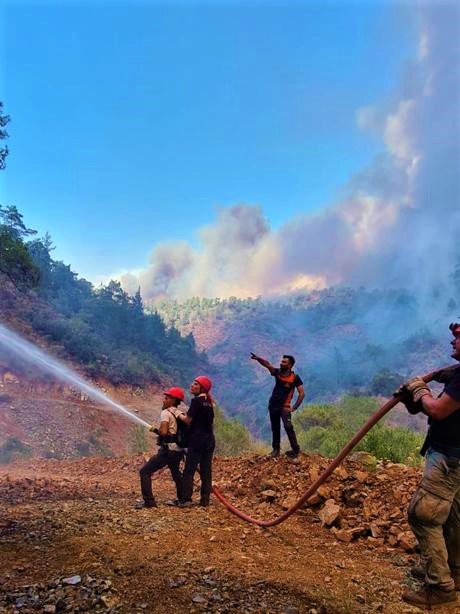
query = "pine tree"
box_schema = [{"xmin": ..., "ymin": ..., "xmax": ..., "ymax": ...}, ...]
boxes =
[{"xmin": 0, "ymin": 101, "xmax": 9, "ymax": 170}]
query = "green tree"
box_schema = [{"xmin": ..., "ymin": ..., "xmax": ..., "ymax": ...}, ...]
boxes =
[
  {"xmin": 370, "ymin": 368, "xmax": 404, "ymax": 397},
  {"xmin": 0, "ymin": 101, "xmax": 9, "ymax": 170},
  {"xmin": 129, "ymin": 425, "xmax": 149, "ymax": 454},
  {"xmin": 0, "ymin": 205, "xmax": 37, "ymax": 240},
  {"xmin": 214, "ymin": 405, "xmax": 251, "ymax": 456}
]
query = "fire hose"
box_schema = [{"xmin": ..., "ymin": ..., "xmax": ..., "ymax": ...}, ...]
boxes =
[{"xmin": 212, "ymin": 366, "xmax": 454, "ymax": 527}]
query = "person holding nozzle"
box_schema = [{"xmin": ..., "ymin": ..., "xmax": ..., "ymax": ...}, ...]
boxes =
[
  {"xmin": 395, "ymin": 322, "xmax": 460, "ymax": 609},
  {"xmin": 136, "ymin": 387, "xmax": 186, "ymax": 509},
  {"xmin": 250, "ymin": 352, "xmax": 304, "ymax": 458},
  {"xmin": 177, "ymin": 375, "xmax": 215, "ymax": 508}
]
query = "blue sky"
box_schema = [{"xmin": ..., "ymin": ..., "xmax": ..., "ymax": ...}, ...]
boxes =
[{"xmin": 0, "ymin": 0, "xmax": 416, "ymax": 283}]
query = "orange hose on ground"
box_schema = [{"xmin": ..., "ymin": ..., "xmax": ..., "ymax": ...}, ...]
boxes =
[{"xmin": 212, "ymin": 367, "xmax": 450, "ymax": 527}]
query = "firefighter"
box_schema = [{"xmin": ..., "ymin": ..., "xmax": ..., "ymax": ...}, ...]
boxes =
[
  {"xmin": 178, "ymin": 375, "xmax": 215, "ymax": 507},
  {"xmin": 250, "ymin": 353, "xmax": 304, "ymax": 457},
  {"xmin": 135, "ymin": 387, "xmax": 186, "ymax": 509},
  {"xmin": 397, "ymin": 323, "xmax": 460, "ymax": 608}
]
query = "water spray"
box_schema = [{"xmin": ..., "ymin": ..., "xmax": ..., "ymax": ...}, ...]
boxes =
[{"xmin": 0, "ymin": 321, "xmax": 150, "ymax": 428}]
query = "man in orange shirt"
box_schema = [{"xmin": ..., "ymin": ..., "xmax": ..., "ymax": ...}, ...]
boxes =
[{"xmin": 251, "ymin": 353, "xmax": 305, "ymax": 458}]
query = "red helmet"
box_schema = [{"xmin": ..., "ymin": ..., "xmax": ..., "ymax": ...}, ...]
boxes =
[
  {"xmin": 164, "ymin": 387, "xmax": 185, "ymax": 402},
  {"xmin": 194, "ymin": 375, "xmax": 212, "ymax": 392}
]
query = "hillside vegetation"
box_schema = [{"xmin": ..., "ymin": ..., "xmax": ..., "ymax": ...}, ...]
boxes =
[{"xmin": 0, "ymin": 205, "xmax": 206, "ymax": 387}]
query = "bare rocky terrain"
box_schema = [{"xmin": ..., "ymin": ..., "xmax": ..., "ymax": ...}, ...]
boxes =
[{"xmin": 1, "ymin": 453, "xmax": 458, "ymax": 614}]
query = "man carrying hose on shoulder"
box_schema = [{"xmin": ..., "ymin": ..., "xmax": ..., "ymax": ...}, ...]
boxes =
[
  {"xmin": 396, "ymin": 323, "xmax": 460, "ymax": 609},
  {"xmin": 250, "ymin": 352, "xmax": 304, "ymax": 458}
]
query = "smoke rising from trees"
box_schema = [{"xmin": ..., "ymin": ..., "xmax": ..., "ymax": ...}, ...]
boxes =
[{"xmin": 121, "ymin": 4, "xmax": 460, "ymax": 301}]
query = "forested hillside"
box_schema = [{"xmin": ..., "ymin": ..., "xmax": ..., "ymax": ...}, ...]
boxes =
[
  {"xmin": 0, "ymin": 204, "xmax": 207, "ymax": 387},
  {"xmin": 152, "ymin": 279, "xmax": 460, "ymax": 438}
]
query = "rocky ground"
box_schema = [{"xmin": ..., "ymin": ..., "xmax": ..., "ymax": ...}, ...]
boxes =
[{"xmin": 0, "ymin": 453, "xmax": 458, "ymax": 614}]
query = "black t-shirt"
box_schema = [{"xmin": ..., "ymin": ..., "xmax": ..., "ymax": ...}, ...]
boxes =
[
  {"xmin": 268, "ymin": 369, "xmax": 303, "ymax": 411},
  {"xmin": 187, "ymin": 394, "xmax": 215, "ymax": 449},
  {"xmin": 428, "ymin": 368, "xmax": 460, "ymax": 449}
]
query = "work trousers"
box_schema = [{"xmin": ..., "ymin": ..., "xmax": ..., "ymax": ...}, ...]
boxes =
[
  {"xmin": 140, "ymin": 448, "xmax": 184, "ymax": 506},
  {"xmin": 269, "ymin": 407, "xmax": 300, "ymax": 453},
  {"xmin": 182, "ymin": 445, "xmax": 214, "ymax": 504},
  {"xmin": 408, "ymin": 448, "xmax": 460, "ymax": 591}
]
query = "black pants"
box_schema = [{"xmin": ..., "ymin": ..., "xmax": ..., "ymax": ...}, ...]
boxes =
[
  {"xmin": 269, "ymin": 408, "xmax": 300, "ymax": 452},
  {"xmin": 182, "ymin": 445, "xmax": 214, "ymax": 503},
  {"xmin": 140, "ymin": 448, "xmax": 184, "ymax": 505}
]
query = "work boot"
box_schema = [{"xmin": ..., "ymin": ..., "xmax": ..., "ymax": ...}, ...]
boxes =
[
  {"xmin": 134, "ymin": 500, "xmax": 157, "ymax": 509},
  {"xmin": 411, "ymin": 567, "xmax": 460, "ymax": 591},
  {"xmin": 454, "ymin": 573, "xmax": 460, "ymax": 592},
  {"xmin": 285, "ymin": 449, "xmax": 299, "ymax": 458},
  {"xmin": 165, "ymin": 499, "xmax": 180, "ymax": 507},
  {"xmin": 199, "ymin": 498, "xmax": 210, "ymax": 507},
  {"xmin": 402, "ymin": 585, "xmax": 457, "ymax": 608},
  {"xmin": 270, "ymin": 449, "xmax": 280, "ymax": 458},
  {"xmin": 410, "ymin": 566, "xmax": 425, "ymax": 581},
  {"xmin": 178, "ymin": 500, "xmax": 194, "ymax": 509}
]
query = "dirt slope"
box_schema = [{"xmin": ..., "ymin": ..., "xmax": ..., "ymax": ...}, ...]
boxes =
[
  {"xmin": 0, "ymin": 373, "xmax": 166, "ymax": 459},
  {"xmin": 1, "ymin": 455, "xmax": 456, "ymax": 614}
]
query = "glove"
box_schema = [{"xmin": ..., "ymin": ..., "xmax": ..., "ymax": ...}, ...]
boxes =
[
  {"xmin": 149, "ymin": 426, "xmax": 159, "ymax": 434},
  {"xmin": 404, "ymin": 376, "xmax": 432, "ymax": 403},
  {"xmin": 393, "ymin": 386, "xmax": 424, "ymax": 415}
]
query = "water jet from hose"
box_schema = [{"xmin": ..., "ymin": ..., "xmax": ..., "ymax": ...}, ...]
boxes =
[{"xmin": 0, "ymin": 321, "xmax": 150, "ymax": 428}]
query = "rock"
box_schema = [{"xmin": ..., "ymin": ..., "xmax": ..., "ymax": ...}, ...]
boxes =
[
  {"xmin": 260, "ymin": 489, "xmax": 277, "ymax": 501},
  {"xmin": 350, "ymin": 451, "xmax": 378, "ymax": 470},
  {"xmin": 168, "ymin": 576, "xmax": 187, "ymax": 588},
  {"xmin": 280, "ymin": 496, "xmax": 298, "ymax": 510},
  {"xmin": 43, "ymin": 606, "xmax": 56, "ymax": 614},
  {"xmin": 259, "ymin": 479, "xmax": 276, "ymax": 490},
  {"xmin": 318, "ymin": 499, "xmax": 341, "ymax": 527},
  {"xmin": 370, "ymin": 523, "xmax": 382, "ymax": 538},
  {"xmin": 335, "ymin": 466, "xmax": 349, "ymax": 480},
  {"xmin": 192, "ymin": 594, "xmax": 207, "ymax": 604},
  {"xmin": 62, "ymin": 575, "xmax": 81, "ymax": 585},
  {"xmin": 306, "ymin": 493, "xmax": 322, "ymax": 507},
  {"xmin": 353, "ymin": 470, "xmax": 370, "ymax": 483},
  {"xmin": 398, "ymin": 531, "xmax": 417, "ymax": 552},
  {"xmin": 331, "ymin": 528, "xmax": 353, "ymax": 543},
  {"xmin": 316, "ymin": 485, "xmax": 331, "ymax": 499}
]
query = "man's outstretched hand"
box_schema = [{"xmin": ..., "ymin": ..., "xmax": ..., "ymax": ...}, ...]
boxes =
[{"xmin": 250, "ymin": 352, "xmax": 258, "ymax": 360}]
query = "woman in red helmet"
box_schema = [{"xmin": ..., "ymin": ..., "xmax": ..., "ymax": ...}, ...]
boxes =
[{"xmin": 178, "ymin": 375, "xmax": 215, "ymax": 507}]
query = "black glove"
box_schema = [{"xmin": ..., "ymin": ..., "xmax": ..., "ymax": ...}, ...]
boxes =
[{"xmin": 393, "ymin": 385, "xmax": 424, "ymax": 415}]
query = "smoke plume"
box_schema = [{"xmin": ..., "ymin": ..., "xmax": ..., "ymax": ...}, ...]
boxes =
[{"xmin": 121, "ymin": 3, "xmax": 460, "ymax": 301}]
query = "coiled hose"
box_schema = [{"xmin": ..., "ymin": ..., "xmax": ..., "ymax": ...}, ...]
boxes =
[{"xmin": 212, "ymin": 367, "xmax": 446, "ymax": 527}]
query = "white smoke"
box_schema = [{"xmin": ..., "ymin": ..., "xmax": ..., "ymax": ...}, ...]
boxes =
[{"xmin": 121, "ymin": 2, "xmax": 460, "ymax": 301}]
